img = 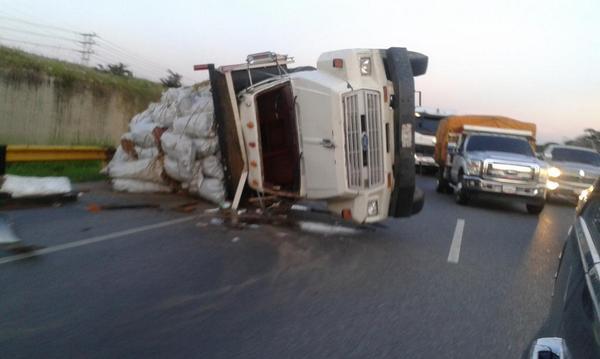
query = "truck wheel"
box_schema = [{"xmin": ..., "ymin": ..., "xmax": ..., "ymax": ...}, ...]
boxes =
[
  {"xmin": 436, "ymin": 169, "xmax": 453, "ymax": 194},
  {"xmin": 455, "ymin": 173, "xmax": 469, "ymax": 205},
  {"xmin": 526, "ymin": 203, "xmax": 544, "ymax": 215}
]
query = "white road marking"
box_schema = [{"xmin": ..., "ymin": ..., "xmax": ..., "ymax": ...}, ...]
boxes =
[
  {"xmin": 0, "ymin": 215, "xmax": 197, "ymax": 266},
  {"xmin": 447, "ymin": 219, "xmax": 465, "ymax": 264}
]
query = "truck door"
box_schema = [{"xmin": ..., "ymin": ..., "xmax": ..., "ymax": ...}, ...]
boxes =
[{"xmin": 291, "ymin": 77, "xmax": 340, "ymax": 198}]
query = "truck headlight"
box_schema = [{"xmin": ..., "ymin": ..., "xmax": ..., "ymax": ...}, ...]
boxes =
[
  {"xmin": 546, "ymin": 180, "xmax": 559, "ymax": 190},
  {"xmin": 465, "ymin": 159, "xmax": 482, "ymax": 176},
  {"xmin": 359, "ymin": 57, "xmax": 371, "ymax": 76},
  {"xmin": 548, "ymin": 167, "xmax": 561, "ymax": 178},
  {"xmin": 367, "ymin": 199, "xmax": 378, "ymax": 216}
]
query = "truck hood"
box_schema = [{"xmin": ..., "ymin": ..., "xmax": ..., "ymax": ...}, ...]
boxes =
[{"xmin": 467, "ymin": 151, "xmax": 542, "ymax": 165}]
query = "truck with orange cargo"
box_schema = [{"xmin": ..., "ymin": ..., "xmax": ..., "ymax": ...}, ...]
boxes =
[{"xmin": 434, "ymin": 115, "xmax": 549, "ymax": 214}]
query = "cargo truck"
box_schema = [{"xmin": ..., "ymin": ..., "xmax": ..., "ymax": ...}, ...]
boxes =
[
  {"xmin": 195, "ymin": 48, "xmax": 428, "ymax": 223},
  {"xmin": 434, "ymin": 115, "xmax": 548, "ymax": 214}
]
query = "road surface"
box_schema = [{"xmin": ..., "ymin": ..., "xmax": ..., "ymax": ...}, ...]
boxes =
[{"xmin": 0, "ymin": 176, "xmax": 574, "ymax": 358}]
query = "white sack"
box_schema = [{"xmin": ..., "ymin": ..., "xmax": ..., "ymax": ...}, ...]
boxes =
[
  {"xmin": 160, "ymin": 132, "xmax": 195, "ymax": 166},
  {"xmin": 153, "ymin": 103, "xmax": 178, "ymax": 127},
  {"xmin": 107, "ymin": 158, "xmax": 164, "ymax": 183},
  {"xmin": 101, "ymin": 146, "xmax": 133, "ymax": 174},
  {"xmin": 135, "ymin": 146, "xmax": 159, "ymax": 160},
  {"xmin": 122, "ymin": 131, "xmax": 155, "ymax": 148},
  {"xmin": 201, "ymin": 155, "xmax": 224, "ymax": 180},
  {"xmin": 164, "ymin": 156, "xmax": 194, "ymax": 182},
  {"xmin": 198, "ymin": 178, "xmax": 225, "ymax": 204},
  {"xmin": 172, "ymin": 112, "xmax": 215, "ymax": 138},
  {"xmin": 193, "ymin": 138, "xmax": 219, "ymax": 158},
  {"xmin": 112, "ymin": 179, "xmax": 171, "ymax": 193},
  {"xmin": 1, "ymin": 175, "xmax": 71, "ymax": 198},
  {"xmin": 185, "ymin": 162, "xmax": 204, "ymax": 194}
]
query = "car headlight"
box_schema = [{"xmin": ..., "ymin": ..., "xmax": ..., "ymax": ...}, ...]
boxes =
[
  {"xmin": 367, "ymin": 199, "xmax": 378, "ymax": 216},
  {"xmin": 465, "ymin": 159, "xmax": 482, "ymax": 176},
  {"xmin": 579, "ymin": 185, "xmax": 594, "ymax": 203},
  {"xmin": 548, "ymin": 167, "xmax": 561, "ymax": 178},
  {"xmin": 359, "ymin": 57, "xmax": 371, "ymax": 76},
  {"xmin": 546, "ymin": 180, "xmax": 559, "ymax": 190}
]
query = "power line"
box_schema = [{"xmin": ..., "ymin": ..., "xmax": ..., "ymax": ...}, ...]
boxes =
[
  {"xmin": 0, "ymin": 25, "xmax": 80, "ymax": 44},
  {"xmin": 0, "ymin": 14, "xmax": 81, "ymax": 35},
  {"xmin": 95, "ymin": 37, "xmax": 171, "ymax": 72},
  {"xmin": 0, "ymin": 36, "xmax": 80, "ymax": 52}
]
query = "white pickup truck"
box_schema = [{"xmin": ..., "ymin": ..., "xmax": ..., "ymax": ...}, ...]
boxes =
[
  {"xmin": 195, "ymin": 48, "xmax": 428, "ymax": 223},
  {"xmin": 435, "ymin": 116, "xmax": 548, "ymax": 214}
]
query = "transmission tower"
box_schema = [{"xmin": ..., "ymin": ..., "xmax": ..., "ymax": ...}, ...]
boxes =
[{"xmin": 79, "ymin": 32, "xmax": 96, "ymax": 66}]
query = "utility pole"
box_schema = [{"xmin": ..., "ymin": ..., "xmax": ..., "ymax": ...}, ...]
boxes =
[{"xmin": 78, "ymin": 32, "xmax": 96, "ymax": 66}]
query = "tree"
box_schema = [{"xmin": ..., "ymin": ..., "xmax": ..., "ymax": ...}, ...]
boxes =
[
  {"xmin": 564, "ymin": 128, "xmax": 600, "ymax": 151},
  {"xmin": 160, "ymin": 70, "xmax": 182, "ymax": 88},
  {"xmin": 95, "ymin": 63, "xmax": 133, "ymax": 77}
]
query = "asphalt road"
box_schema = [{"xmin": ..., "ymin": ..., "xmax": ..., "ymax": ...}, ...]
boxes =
[{"xmin": 0, "ymin": 176, "xmax": 575, "ymax": 358}]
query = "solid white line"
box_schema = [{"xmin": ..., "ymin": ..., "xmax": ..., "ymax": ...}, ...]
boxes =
[
  {"xmin": 0, "ymin": 215, "xmax": 197, "ymax": 266},
  {"xmin": 447, "ymin": 219, "xmax": 465, "ymax": 264}
]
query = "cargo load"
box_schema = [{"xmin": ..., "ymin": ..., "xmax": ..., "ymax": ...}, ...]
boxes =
[{"xmin": 434, "ymin": 115, "xmax": 537, "ymax": 166}]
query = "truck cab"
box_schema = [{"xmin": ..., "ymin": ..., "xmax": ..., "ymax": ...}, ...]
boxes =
[
  {"xmin": 414, "ymin": 107, "xmax": 451, "ymax": 169},
  {"xmin": 435, "ymin": 116, "xmax": 548, "ymax": 214},
  {"xmin": 196, "ymin": 48, "xmax": 428, "ymax": 223}
]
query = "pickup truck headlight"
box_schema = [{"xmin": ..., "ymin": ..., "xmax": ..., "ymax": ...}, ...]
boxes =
[
  {"xmin": 367, "ymin": 199, "xmax": 378, "ymax": 216},
  {"xmin": 465, "ymin": 159, "xmax": 482, "ymax": 176},
  {"xmin": 359, "ymin": 57, "xmax": 371, "ymax": 76},
  {"xmin": 548, "ymin": 167, "xmax": 561, "ymax": 178}
]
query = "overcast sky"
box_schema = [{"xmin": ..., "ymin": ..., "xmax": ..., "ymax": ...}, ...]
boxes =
[{"xmin": 0, "ymin": 0, "xmax": 598, "ymax": 143}]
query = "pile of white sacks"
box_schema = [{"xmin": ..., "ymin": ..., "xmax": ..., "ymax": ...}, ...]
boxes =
[{"xmin": 103, "ymin": 85, "xmax": 226, "ymax": 205}]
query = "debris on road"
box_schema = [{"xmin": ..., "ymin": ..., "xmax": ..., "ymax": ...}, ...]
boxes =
[
  {"xmin": 1, "ymin": 175, "xmax": 72, "ymax": 198},
  {"xmin": 0, "ymin": 214, "xmax": 41, "ymax": 254},
  {"xmin": 104, "ymin": 86, "xmax": 226, "ymax": 205},
  {"xmin": 86, "ymin": 203, "xmax": 160, "ymax": 212}
]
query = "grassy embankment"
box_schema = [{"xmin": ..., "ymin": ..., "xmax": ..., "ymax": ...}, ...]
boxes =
[{"xmin": 1, "ymin": 46, "xmax": 164, "ymax": 182}]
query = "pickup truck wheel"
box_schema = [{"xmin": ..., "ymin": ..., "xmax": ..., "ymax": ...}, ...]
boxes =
[
  {"xmin": 526, "ymin": 203, "xmax": 544, "ymax": 215},
  {"xmin": 455, "ymin": 173, "xmax": 469, "ymax": 205}
]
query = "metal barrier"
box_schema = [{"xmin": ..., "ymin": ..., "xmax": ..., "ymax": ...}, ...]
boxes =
[{"xmin": 1, "ymin": 145, "xmax": 113, "ymax": 175}]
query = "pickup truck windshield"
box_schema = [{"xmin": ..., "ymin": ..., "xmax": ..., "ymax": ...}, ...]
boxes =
[
  {"xmin": 551, "ymin": 148, "xmax": 600, "ymax": 166},
  {"xmin": 466, "ymin": 135, "xmax": 534, "ymax": 156}
]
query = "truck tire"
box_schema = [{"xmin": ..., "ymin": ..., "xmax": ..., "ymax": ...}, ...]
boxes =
[
  {"xmin": 526, "ymin": 203, "xmax": 544, "ymax": 215},
  {"xmin": 455, "ymin": 173, "xmax": 469, "ymax": 205},
  {"xmin": 436, "ymin": 168, "xmax": 453, "ymax": 194}
]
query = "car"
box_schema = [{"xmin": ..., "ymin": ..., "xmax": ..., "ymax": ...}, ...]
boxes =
[
  {"xmin": 526, "ymin": 178, "xmax": 600, "ymax": 358},
  {"xmin": 542, "ymin": 145, "xmax": 600, "ymax": 204}
]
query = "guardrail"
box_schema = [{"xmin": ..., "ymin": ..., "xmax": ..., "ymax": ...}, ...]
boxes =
[{"xmin": 0, "ymin": 145, "xmax": 113, "ymax": 175}]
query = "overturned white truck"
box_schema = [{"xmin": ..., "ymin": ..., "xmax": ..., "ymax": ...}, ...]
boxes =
[{"xmin": 196, "ymin": 48, "xmax": 428, "ymax": 223}]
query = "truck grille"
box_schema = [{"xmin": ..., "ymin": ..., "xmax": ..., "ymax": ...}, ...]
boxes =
[
  {"xmin": 343, "ymin": 90, "xmax": 384, "ymax": 189},
  {"xmin": 560, "ymin": 173, "xmax": 596, "ymax": 185},
  {"xmin": 484, "ymin": 162, "xmax": 536, "ymax": 182}
]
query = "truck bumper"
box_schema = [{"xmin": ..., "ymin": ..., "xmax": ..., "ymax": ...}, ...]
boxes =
[
  {"xmin": 414, "ymin": 154, "xmax": 438, "ymax": 167},
  {"xmin": 462, "ymin": 176, "xmax": 546, "ymax": 205},
  {"xmin": 548, "ymin": 180, "xmax": 592, "ymax": 202}
]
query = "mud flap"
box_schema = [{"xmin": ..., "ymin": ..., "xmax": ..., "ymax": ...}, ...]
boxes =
[{"xmin": 387, "ymin": 47, "xmax": 428, "ymax": 217}]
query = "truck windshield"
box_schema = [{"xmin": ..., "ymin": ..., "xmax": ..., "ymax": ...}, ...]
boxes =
[
  {"xmin": 551, "ymin": 148, "xmax": 600, "ymax": 166},
  {"xmin": 466, "ymin": 135, "xmax": 534, "ymax": 156},
  {"xmin": 416, "ymin": 116, "xmax": 442, "ymax": 135}
]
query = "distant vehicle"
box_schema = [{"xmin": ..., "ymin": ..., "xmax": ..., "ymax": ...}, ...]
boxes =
[
  {"xmin": 526, "ymin": 178, "xmax": 600, "ymax": 358},
  {"xmin": 414, "ymin": 108, "xmax": 451, "ymax": 169},
  {"xmin": 195, "ymin": 48, "xmax": 429, "ymax": 223},
  {"xmin": 542, "ymin": 144, "xmax": 600, "ymax": 203},
  {"xmin": 435, "ymin": 115, "xmax": 549, "ymax": 214}
]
